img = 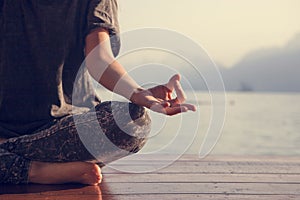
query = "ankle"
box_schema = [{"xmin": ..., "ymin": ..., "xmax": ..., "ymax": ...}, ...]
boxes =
[{"xmin": 28, "ymin": 161, "xmax": 47, "ymax": 183}]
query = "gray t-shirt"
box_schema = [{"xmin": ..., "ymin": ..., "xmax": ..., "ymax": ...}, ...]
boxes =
[{"xmin": 0, "ymin": 0, "xmax": 120, "ymax": 138}]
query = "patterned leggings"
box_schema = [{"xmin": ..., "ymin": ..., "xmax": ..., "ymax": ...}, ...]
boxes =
[{"xmin": 0, "ymin": 101, "xmax": 151, "ymax": 184}]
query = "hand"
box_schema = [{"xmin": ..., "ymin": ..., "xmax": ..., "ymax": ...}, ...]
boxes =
[{"xmin": 130, "ymin": 74, "xmax": 197, "ymax": 115}]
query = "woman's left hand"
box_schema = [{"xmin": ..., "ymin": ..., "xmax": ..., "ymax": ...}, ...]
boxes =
[{"xmin": 130, "ymin": 74, "xmax": 197, "ymax": 116}]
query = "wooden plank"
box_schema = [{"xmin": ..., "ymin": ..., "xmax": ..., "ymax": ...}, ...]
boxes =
[
  {"xmin": 106, "ymin": 159, "xmax": 300, "ymax": 166},
  {"xmin": 114, "ymin": 155, "xmax": 300, "ymax": 163},
  {"xmin": 102, "ymin": 161, "xmax": 300, "ymax": 174},
  {"xmin": 0, "ymin": 194, "xmax": 299, "ymax": 200},
  {"xmin": 99, "ymin": 182, "xmax": 300, "ymax": 195},
  {"xmin": 0, "ymin": 184, "xmax": 87, "ymax": 195},
  {"xmin": 105, "ymin": 194, "xmax": 299, "ymax": 200},
  {"xmin": 1, "ymin": 183, "xmax": 298, "ymax": 196},
  {"xmin": 103, "ymin": 173, "xmax": 300, "ymax": 183},
  {"xmin": 107, "ymin": 156, "xmax": 300, "ymax": 166}
]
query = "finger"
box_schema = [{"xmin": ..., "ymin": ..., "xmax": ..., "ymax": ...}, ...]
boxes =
[
  {"xmin": 165, "ymin": 74, "xmax": 186, "ymax": 103},
  {"xmin": 161, "ymin": 101, "xmax": 171, "ymax": 108},
  {"xmin": 164, "ymin": 106, "xmax": 189, "ymax": 116},
  {"xmin": 167, "ymin": 99, "xmax": 197, "ymax": 111},
  {"xmin": 165, "ymin": 74, "xmax": 180, "ymax": 91},
  {"xmin": 174, "ymin": 80, "xmax": 187, "ymax": 103},
  {"xmin": 168, "ymin": 98, "xmax": 180, "ymax": 106},
  {"xmin": 167, "ymin": 92, "xmax": 172, "ymax": 100},
  {"xmin": 150, "ymin": 102, "xmax": 187, "ymax": 115},
  {"xmin": 172, "ymin": 103, "xmax": 197, "ymax": 112}
]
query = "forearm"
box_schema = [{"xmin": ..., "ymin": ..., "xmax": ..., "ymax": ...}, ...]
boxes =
[
  {"xmin": 85, "ymin": 28, "xmax": 142, "ymax": 100},
  {"xmin": 98, "ymin": 60, "xmax": 142, "ymax": 100}
]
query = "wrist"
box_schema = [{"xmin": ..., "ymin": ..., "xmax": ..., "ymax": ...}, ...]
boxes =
[{"xmin": 130, "ymin": 88, "xmax": 146, "ymax": 104}]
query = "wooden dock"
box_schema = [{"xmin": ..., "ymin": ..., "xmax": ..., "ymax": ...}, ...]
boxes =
[{"xmin": 0, "ymin": 155, "xmax": 299, "ymax": 200}]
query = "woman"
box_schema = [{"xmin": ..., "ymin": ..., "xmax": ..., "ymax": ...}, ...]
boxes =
[{"xmin": 0, "ymin": 0, "xmax": 195, "ymax": 185}]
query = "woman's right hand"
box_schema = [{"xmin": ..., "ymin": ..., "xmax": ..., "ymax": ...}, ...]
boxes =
[{"xmin": 130, "ymin": 74, "xmax": 197, "ymax": 116}]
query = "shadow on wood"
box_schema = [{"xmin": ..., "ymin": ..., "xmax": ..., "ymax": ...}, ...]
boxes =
[
  {"xmin": 0, "ymin": 184, "xmax": 84, "ymax": 194},
  {"xmin": 0, "ymin": 182, "xmax": 117, "ymax": 200}
]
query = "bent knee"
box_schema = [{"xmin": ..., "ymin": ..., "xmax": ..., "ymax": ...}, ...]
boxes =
[
  {"xmin": 96, "ymin": 101, "xmax": 151, "ymax": 154},
  {"xmin": 113, "ymin": 103, "xmax": 151, "ymax": 153}
]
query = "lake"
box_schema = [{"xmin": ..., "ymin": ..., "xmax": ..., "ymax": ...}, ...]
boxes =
[{"xmin": 97, "ymin": 90, "xmax": 300, "ymax": 156}]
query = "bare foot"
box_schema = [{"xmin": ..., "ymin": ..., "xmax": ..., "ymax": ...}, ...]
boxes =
[{"xmin": 29, "ymin": 161, "xmax": 102, "ymax": 185}]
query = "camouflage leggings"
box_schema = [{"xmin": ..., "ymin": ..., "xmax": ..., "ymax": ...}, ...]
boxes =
[{"xmin": 0, "ymin": 101, "xmax": 151, "ymax": 184}]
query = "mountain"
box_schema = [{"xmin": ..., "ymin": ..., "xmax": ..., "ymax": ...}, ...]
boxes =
[
  {"xmin": 221, "ymin": 33, "xmax": 300, "ymax": 92},
  {"xmin": 118, "ymin": 32, "xmax": 300, "ymax": 93}
]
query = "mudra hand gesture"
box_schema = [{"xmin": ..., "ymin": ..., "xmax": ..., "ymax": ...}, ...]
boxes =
[{"xmin": 130, "ymin": 74, "xmax": 197, "ymax": 115}]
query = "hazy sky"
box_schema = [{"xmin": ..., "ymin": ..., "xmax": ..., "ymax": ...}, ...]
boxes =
[{"xmin": 118, "ymin": 0, "xmax": 300, "ymax": 67}]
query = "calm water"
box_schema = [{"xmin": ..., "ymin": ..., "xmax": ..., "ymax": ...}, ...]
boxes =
[{"xmin": 97, "ymin": 90, "xmax": 300, "ymax": 156}]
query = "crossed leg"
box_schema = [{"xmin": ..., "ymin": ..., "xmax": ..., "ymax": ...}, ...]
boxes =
[{"xmin": 0, "ymin": 102, "xmax": 151, "ymax": 185}]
